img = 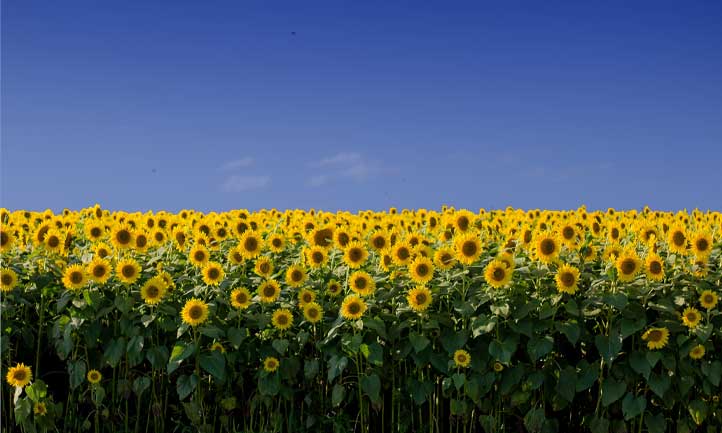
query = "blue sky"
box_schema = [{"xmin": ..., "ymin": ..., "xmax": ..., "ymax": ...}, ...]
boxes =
[{"xmin": 2, "ymin": 1, "xmax": 721, "ymax": 212}]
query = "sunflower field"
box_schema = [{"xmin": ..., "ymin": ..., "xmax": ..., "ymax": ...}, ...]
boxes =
[{"xmin": 1, "ymin": 206, "xmax": 720, "ymax": 433}]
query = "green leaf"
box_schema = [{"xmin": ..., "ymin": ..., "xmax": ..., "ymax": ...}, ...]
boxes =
[
  {"xmin": 68, "ymin": 360, "xmax": 86, "ymax": 390},
  {"xmin": 523, "ymin": 407, "xmax": 546, "ymax": 433},
  {"xmin": 146, "ymin": 346, "xmax": 169, "ymax": 370},
  {"xmin": 576, "ymin": 361, "xmax": 598, "ymax": 392},
  {"xmin": 272, "ymin": 339, "xmax": 289, "ymax": 354},
  {"xmin": 629, "ymin": 351, "xmax": 651, "ymax": 380},
  {"xmin": 646, "ymin": 351, "xmax": 662, "ymax": 368},
  {"xmin": 452, "ymin": 373, "xmax": 466, "ymax": 390},
  {"xmin": 327, "ymin": 355, "xmax": 348, "ymax": 383},
  {"xmin": 450, "ymin": 399, "xmax": 468, "ymax": 415},
  {"xmin": 620, "ymin": 317, "xmax": 646, "ymax": 339},
  {"xmin": 258, "ymin": 373, "xmax": 280, "ymax": 396},
  {"xmin": 365, "ymin": 342, "xmax": 384, "ymax": 366},
  {"xmin": 132, "ymin": 377, "xmax": 151, "ymax": 397},
  {"xmin": 361, "ymin": 373, "xmax": 381, "ymax": 404},
  {"xmin": 199, "ymin": 351, "xmax": 226, "ymax": 381},
  {"xmin": 527, "ymin": 335, "xmax": 554, "ymax": 361},
  {"xmin": 441, "ymin": 329, "xmax": 468, "ymax": 354},
  {"xmin": 555, "ymin": 321, "xmax": 580, "ymax": 345},
  {"xmin": 103, "ymin": 337, "xmax": 126, "ymax": 368},
  {"xmin": 645, "ymin": 412, "xmax": 666, "ymax": 433},
  {"xmin": 304, "ymin": 359, "xmax": 319, "ymax": 380},
  {"xmin": 176, "ymin": 374, "xmax": 199, "ymax": 400},
  {"xmin": 702, "ymin": 360, "xmax": 722, "ymax": 386},
  {"xmin": 595, "ymin": 329, "xmax": 622, "ymax": 364},
  {"xmin": 167, "ymin": 342, "xmax": 196, "ymax": 374},
  {"xmin": 601, "ymin": 378, "xmax": 626, "ymax": 406},
  {"xmin": 647, "ymin": 372, "xmax": 670, "ymax": 398},
  {"xmin": 199, "ymin": 325, "xmax": 223, "ymax": 339},
  {"xmin": 92, "ymin": 385, "xmax": 106, "ymax": 405},
  {"xmin": 589, "ymin": 416, "xmax": 609, "ymax": 433},
  {"xmin": 14, "ymin": 398, "xmax": 31, "ymax": 424},
  {"xmin": 409, "ymin": 379, "xmax": 433, "ymax": 405},
  {"xmin": 556, "ymin": 366, "xmax": 576, "ymax": 402},
  {"xmin": 409, "ymin": 332, "xmax": 430, "ymax": 353},
  {"xmin": 127, "ymin": 335, "xmax": 144, "ymax": 367},
  {"xmin": 622, "ymin": 393, "xmax": 646, "ymax": 420},
  {"xmin": 603, "ymin": 293, "xmax": 628, "ymax": 310},
  {"xmin": 227, "ymin": 327, "xmax": 246, "ymax": 349},
  {"xmin": 489, "ymin": 337, "xmax": 517, "ymax": 364},
  {"xmin": 362, "ymin": 317, "xmax": 387, "ymax": 339},
  {"xmin": 25, "ymin": 380, "xmax": 48, "ymax": 403},
  {"xmin": 331, "ymin": 383, "xmax": 345, "ymax": 407},
  {"xmin": 688, "ymin": 400, "xmax": 708, "ymax": 426}
]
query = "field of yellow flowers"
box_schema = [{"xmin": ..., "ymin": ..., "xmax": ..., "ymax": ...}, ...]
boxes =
[{"xmin": 1, "ymin": 206, "xmax": 720, "ymax": 433}]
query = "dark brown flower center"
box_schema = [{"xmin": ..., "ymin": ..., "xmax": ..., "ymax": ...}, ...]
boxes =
[
  {"xmin": 70, "ymin": 271, "xmax": 84, "ymax": 284},
  {"xmin": 90, "ymin": 227, "xmax": 102, "ymax": 238},
  {"xmin": 560, "ymin": 272, "xmax": 575, "ymax": 286},
  {"xmin": 415, "ymin": 293, "xmax": 427, "ymax": 304},
  {"xmin": 649, "ymin": 261, "xmax": 662, "ymax": 274},
  {"xmin": 263, "ymin": 284, "xmax": 276, "ymax": 297},
  {"xmin": 620, "ymin": 258, "xmax": 636, "ymax": 275},
  {"xmin": 492, "ymin": 267, "xmax": 506, "ymax": 282},
  {"xmin": 314, "ymin": 228, "xmax": 333, "ymax": 247},
  {"xmin": 117, "ymin": 230, "xmax": 131, "ymax": 244},
  {"xmin": 189, "ymin": 305, "xmax": 204, "ymax": 320},
  {"xmin": 348, "ymin": 248, "xmax": 363, "ymax": 262},
  {"xmin": 194, "ymin": 251, "xmax": 206, "ymax": 262},
  {"xmin": 1, "ymin": 274, "xmax": 12, "ymax": 285},
  {"xmin": 244, "ymin": 237, "xmax": 258, "ymax": 252},
  {"xmin": 672, "ymin": 231, "xmax": 685, "ymax": 246},
  {"xmin": 92, "ymin": 265, "xmax": 106, "ymax": 278},
  {"xmin": 696, "ymin": 238, "xmax": 709, "ymax": 252},
  {"xmin": 348, "ymin": 302, "xmax": 361, "ymax": 315},
  {"xmin": 540, "ymin": 239, "xmax": 556, "ymax": 255},
  {"xmin": 291, "ymin": 270, "xmax": 303, "ymax": 282},
  {"xmin": 462, "ymin": 241, "xmax": 478, "ymax": 257},
  {"xmin": 457, "ymin": 216, "xmax": 469, "ymax": 231},
  {"xmin": 122, "ymin": 265, "xmax": 136, "ymax": 278},
  {"xmin": 562, "ymin": 226, "xmax": 574, "ymax": 239},
  {"xmin": 416, "ymin": 264, "xmax": 429, "ymax": 276}
]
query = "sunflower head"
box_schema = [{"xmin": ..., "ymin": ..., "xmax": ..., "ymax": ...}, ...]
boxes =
[
  {"xmin": 554, "ymin": 264, "xmax": 580, "ymax": 295},
  {"xmin": 230, "ymin": 287, "xmax": 252, "ymax": 309},
  {"xmin": 303, "ymin": 302, "xmax": 323, "ymax": 324},
  {"xmin": 326, "ymin": 279, "xmax": 342, "ymax": 297},
  {"xmin": 239, "ymin": 231, "xmax": 263, "ymax": 259},
  {"xmin": 689, "ymin": 344, "xmax": 706, "ymax": 360},
  {"xmin": 484, "ymin": 259, "xmax": 513, "ymax": 289},
  {"xmin": 534, "ymin": 232, "xmax": 559, "ymax": 263},
  {"xmin": 407, "ymin": 286, "xmax": 432, "ymax": 313},
  {"xmin": 493, "ymin": 362, "xmax": 504, "ymax": 373},
  {"xmin": 343, "ymin": 241, "xmax": 368, "ymax": 269},
  {"xmin": 0, "ymin": 268, "xmax": 19, "ymax": 292},
  {"xmin": 341, "ymin": 295, "xmax": 367, "ymax": 320},
  {"xmin": 87, "ymin": 369, "xmax": 102, "ymax": 384},
  {"xmin": 349, "ymin": 271, "xmax": 375, "ymax": 297},
  {"xmin": 408, "ymin": 256, "xmax": 434, "ymax": 284},
  {"xmin": 681, "ymin": 307, "xmax": 702, "ymax": 329},
  {"xmin": 141, "ymin": 277, "xmax": 167, "ymax": 305},
  {"xmin": 116, "ymin": 258, "xmax": 141, "ymax": 285},
  {"xmin": 62, "ymin": 264, "xmax": 88, "ymax": 290},
  {"xmin": 691, "ymin": 232, "xmax": 713, "ymax": 257},
  {"xmin": 188, "ymin": 244, "xmax": 210, "ymax": 267},
  {"xmin": 33, "ymin": 402, "xmax": 47, "ymax": 416},
  {"xmin": 263, "ymin": 356, "xmax": 280, "ymax": 373},
  {"xmin": 615, "ymin": 250, "xmax": 641, "ymax": 282},
  {"xmin": 305, "ymin": 246, "xmax": 328, "ymax": 269},
  {"xmin": 110, "ymin": 224, "xmax": 134, "ymax": 250},
  {"xmin": 642, "ymin": 327, "xmax": 669, "ymax": 350},
  {"xmin": 268, "ymin": 233, "xmax": 286, "ymax": 253},
  {"xmin": 285, "ymin": 265, "xmax": 307, "ymax": 288},
  {"xmin": 201, "ymin": 261, "xmax": 225, "ymax": 286},
  {"xmin": 258, "ymin": 280, "xmax": 281, "ymax": 303},
  {"xmin": 454, "ymin": 232, "xmax": 483, "ymax": 265},
  {"xmin": 645, "ymin": 255, "xmax": 665, "ymax": 281},
  {"xmin": 453, "ymin": 349, "xmax": 471, "ymax": 368},
  {"xmin": 87, "ymin": 257, "xmax": 112, "ymax": 284},
  {"xmin": 6, "ymin": 363, "xmax": 32, "ymax": 388},
  {"xmin": 433, "ymin": 248, "xmax": 456, "ymax": 270},
  {"xmin": 700, "ymin": 290, "xmax": 719, "ymax": 310},
  {"xmin": 210, "ymin": 342, "xmax": 226, "ymax": 353},
  {"xmin": 181, "ymin": 298, "xmax": 210, "ymax": 327}
]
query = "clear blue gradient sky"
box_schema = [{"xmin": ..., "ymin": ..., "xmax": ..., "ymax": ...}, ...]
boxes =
[{"xmin": 2, "ymin": 1, "xmax": 721, "ymax": 212}]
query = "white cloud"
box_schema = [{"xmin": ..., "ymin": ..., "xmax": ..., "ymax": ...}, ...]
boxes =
[
  {"xmin": 315, "ymin": 152, "xmax": 362, "ymax": 167},
  {"xmin": 307, "ymin": 175, "xmax": 330, "ymax": 187},
  {"xmin": 221, "ymin": 175, "xmax": 270, "ymax": 192},
  {"xmin": 219, "ymin": 157, "xmax": 254, "ymax": 171}
]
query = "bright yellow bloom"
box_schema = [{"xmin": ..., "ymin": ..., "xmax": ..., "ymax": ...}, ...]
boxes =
[
  {"xmin": 87, "ymin": 369, "xmax": 102, "ymax": 384},
  {"xmin": 407, "ymin": 286, "xmax": 432, "ymax": 312},
  {"xmin": 181, "ymin": 298, "xmax": 209, "ymax": 327},
  {"xmin": 116, "ymin": 258, "xmax": 141, "ymax": 285},
  {"xmin": 201, "ymin": 261, "xmax": 225, "ymax": 286},
  {"xmin": 62, "ymin": 264, "xmax": 88, "ymax": 290},
  {"xmin": 303, "ymin": 302, "xmax": 323, "ymax": 323},
  {"xmin": 253, "ymin": 256, "xmax": 274, "ymax": 278},
  {"xmin": 555, "ymin": 264, "xmax": 580, "ymax": 295},
  {"xmin": 341, "ymin": 295, "xmax": 367, "ymax": 320},
  {"xmin": 0, "ymin": 268, "xmax": 19, "ymax": 292},
  {"xmin": 644, "ymin": 254, "xmax": 665, "ymax": 281},
  {"xmin": 343, "ymin": 241, "xmax": 368, "ymax": 269},
  {"xmin": 87, "ymin": 257, "xmax": 112, "ymax": 284},
  {"xmin": 263, "ymin": 356, "xmax": 279, "ymax": 372},
  {"xmin": 230, "ymin": 287, "xmax": 252, "ymax": 309},
  {"xmin": 6, "ymin": 363, "xmax": 32, "ymax": 388},
  {"xmin": 258, "ymin": 280, "xmax": 281, "ymax": 303},
  {"xmin": 700, "ymin": 290, "xmax": 719, "ymax": 310},
  {"xmin": 454, "ymin": 232, "xmax": 483, "ymax": 265},
  {"xmin": 689, "ymin": 344, "xmax": 705, "ymax": 360},
  {"xmin": 681, "ymin": 307, "xmax": 702, "ymax": 329},
  {"xmin": 615, "ymin": 250, "xmax": 641, "ymax": 282},
  {"xmin": 408, "ymin": 256, "xmax": 434, "ymax": 284},
  {"xmin": 453, "ymin": 350, "xmax": 471, "ymax": 368},
  {"xmin": 484, "ymin": 259, "xmax": 513, "ymax": 289},
  {"xmin": 140, "ymin": 277, "xmax": 167, "ymax": 305},
  {"xmin": 642, "ymin": 327, "xmax": 669, "ymax": 350},
  {"xmin": 349, "ymin": 271, "xmax": 375, "ymax": 296},
  {"xmin": 285, "ymin": 265, "xmax": 307, "ymax": 288}
]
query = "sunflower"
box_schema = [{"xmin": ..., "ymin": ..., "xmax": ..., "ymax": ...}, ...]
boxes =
[
  {"xmin": 6, "ymin": 363, "xmax": 32, "ymax": 388},
  {"xmin": 349, "ymin": 271, "xmax": 375, "ymax": 296},
  {"xmin": 690, "ymin": 232, "xmax": 713, "ymax": 257},
  {"xmin": 343, "ymin": 241, "xmax": 368, "ymax": 269},
  {"xmin": 0, "ymin": 268, "xmax": 19, "ymax": 292},
  {"xmin": 263, "ymin": 356, "xmax": 280, "ymax": 373},
  {"xmin": 689, "ymin": 344, "xmax": 706, "ymax": 360},
  {"xmin": 267, "ymin": 233, "xmax": 286, "ymax": 253},
  {"xmin": 258, "ymin": 280, "xmax": 281, "ymax": 303},
  {"xmin": 87, "ymin": 257, "xmax": 112, "ymax": 284},
  {"xmin": 558, "ymin": 223, "xmax": 578, "ymax": 248},
  {"xmin": 44, "ymin": 229, "xmax": 64, "ymax": 254},
  {"xmin": 340, "ymin": 295, "xmax": 367, "ymax": 320},
  {"xmin": 0, "ymin": 227, "xmax": 15, "ymax": 253},
  {"xmin": 534, "ymin": 232, "xmax": 560, "ymax": 263},
  {"xmin": 644, "ymin": 254, "xmax": 665, "ymax": 281},
  {"xmin": 34, "ymin": 402, "xmax": 47, "ymax": 416},
  {"xmin": 62, "ymin": 264, "xmax": 88, "ymax": 290},
  {"xmin": 433, "ymin": 247, "xmax": 456, "ymax": 270},
  {"xmin": 230, "ymin": 287, "xmax": 252, "ymax": 309},
  {"xmin": 493, "ymin": 362, "xmax": 504, "ymax": 373},
  {"xmin": 181, "ymin": 298, "xmax": 210, "ymax": 327},
  {"xmin": 157, "ymin": 270, "xmax": 175, "ymax": 289},
  {"xmin": 239, "ymin": 230, "xmax": 263, "ymax": 259},
  {"xmin": 700, "ymin": 290, "xmax": 718, "ymax": 310},
  {"xmin": 134, "ymin": 231, "xmax": 150, "ymax": 252},
  {"xmin": 116, "ymin": 258, "xmax": 141, "ymax": 285},
  {"xmin": 188, "ymin": 244, "xmax": 210, "ymax": 267},
  {"xmin": 110, "ymin": 224, "xmax": 134, "ymax": 250},
  {"xmin": 172, "ymin": 228, "xmax": 188, "ymax": 249},
  {"xmin": 642, "ymin": 327, "xmax": 669, "ymax": 350},
  {"xmin": 681, "ymin": 307, "xmax": 702, "ymax": 329},
  {"xmin": 303, "ymin": 302, "xmax": 323, "ymax": 323},
  {"xmin": 615, "ymin": 250, "xmax": 641, "ymax": 282},
  {"xmin": 298, "ymin": 288, "xmax": 316, "ymax": 306},
  {"xmin": 202, "ymin": 261, "xmax": 225, "ymax": 286},
  {"xmin": 284, "ymin": 264, "xmax": 307, "ymax": 288},
  {"xmin": 93, "ymin": 242, "xmax": 112, "ymax": 259},
  {"xmin": 305, "ymin": 246, "xmax": 328, "ymax": 269},
  {"xmin": 368, "ymin": 230, "xmax": 389, "ymax": 252},
  {"xmin": 692, "ymin": 258, "xmax": 709, "ymax": 277},
  {"xmin": 87, "ymin": 369, "xmax": 102, "ymax": 384},
  {"xmin": 408, "ymin": 256, "xmax": 434, "ymax": 284},
  {"xmin": 334, "ymin": 229, "xmax": 352, "ymax": 249},
  {"xmin": 391, "ymin": 241, "xmax": 414, "ymax": 266},
  {"xmin": 407, "ymin": 286, "xmax": 432, "ymax": 312},
  {"xmin": 309, "ymin": 226, "xmax": 334, "ymax": 248},
  {"xmin": 225, "ymin": 245, "xmax": 243, "ymax": 265},
  {"xmin": 484, "ymin": 259, "xmax": 513, "ymax": 289},
  {"xmin": 496, "ymin": 252, "xmax": 515, "ymax": 270},
  {"xmin": 140, "ymin": 277, "xmax": 167, "ymax": 305},
  {"xmin": 454, "ymin": 232, "xmax": 483, "ymax": 265},
  {"xmin": 667, "ymin": 224, "xmax": 687, "ymax": 254},
  {"xmin": 211, "ymin": 342, "xmax": 226, "ymax": 353},
  {"xmin": 452, "ymin": 210, "xmax": 475, "ymax": 233},
  {"xmin": 453, "ymin": 349, "xmax": 471, "ymax": 368},
  {"xmin": 326, "ymin": 279, "xmax": 342, "ymax": 297},
  {"xmin": 554, "ymin": 264, "xmax": 580, "ymax": 295},
  {"xmin": 271, "ymin": 308, "xmax": 293, "ymax": 331}
]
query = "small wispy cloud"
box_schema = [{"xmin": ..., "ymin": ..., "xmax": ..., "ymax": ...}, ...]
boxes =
[
  {"xmin": 219, "ymin": 157, "xmax": 254, "ymax": 171},
  {"xmin": 221, "ymin": 175, "xmax": 270, "ymax": 192},
  {"xmin": 314, "ymin": 152, "xmax": 362, "ymax": 167},
  {"xmin": 307, "ymin": 174, "xmax": 330, "ymax": 187}
]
